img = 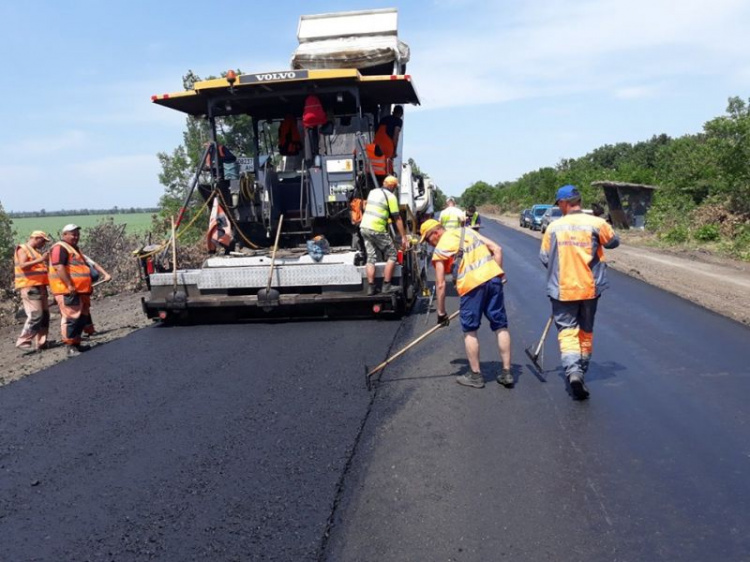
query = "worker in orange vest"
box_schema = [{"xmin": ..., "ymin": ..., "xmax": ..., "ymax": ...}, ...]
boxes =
[
  {"xmin": 48, "ymin": 224, "xmax": 94, "ymax": 357},
  {"xmin": 14, "ymin": 230, "xmax": 52, "ymax": 351},
  {"xmin": 540, "ymin": 185, "xmax": 620, "ymax": 399},
  {"xmin": 420, "ymin": 219, "xmax": 513, "ymax": 389},
  {"xmin": 374, "ymin": 105, "xmax": 403, "ymax": 159}
]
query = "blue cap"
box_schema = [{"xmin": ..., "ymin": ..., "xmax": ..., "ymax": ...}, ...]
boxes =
[{"xmin": 555, "ymin": 184, "xmax": 581, "ymax": 204}]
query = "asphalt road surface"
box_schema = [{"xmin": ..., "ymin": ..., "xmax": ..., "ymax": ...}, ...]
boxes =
[{"xmin": 2, "ymin": 219, "xmax": 749, "ymax": 561}]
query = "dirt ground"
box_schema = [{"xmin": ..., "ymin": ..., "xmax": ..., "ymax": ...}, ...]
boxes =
[
  {"xmin": 0, "ymin": 292, "xmax": 151, "ymax": 387},
  {"xmin": 1, "ymin": 216, "xmax": 748, "ymax": 386}
]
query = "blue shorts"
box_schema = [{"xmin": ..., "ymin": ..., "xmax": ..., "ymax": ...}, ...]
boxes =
[{"xmin": 459, "ymin": 276, "xmax": 508, "ymax": 333}]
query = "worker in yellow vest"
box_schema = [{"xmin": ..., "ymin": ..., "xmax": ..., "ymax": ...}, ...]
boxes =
[
  {"xmin": 420, "ymin": 219, "xmax": 513, "ymax": 389},
  {"xmin": 439, "ymin": 198, "xmax": 466, "ymax": 230},
  {"xmin": 360, "ymin": 175, "xmax": 409, "ymax": 295},
  {"xmin": 14, "ymin": 230, "xmax": 52, "ymax": 351},
  {"xmin": 48, "ymin": 224, "xmax": 93, "ymax": 357}
]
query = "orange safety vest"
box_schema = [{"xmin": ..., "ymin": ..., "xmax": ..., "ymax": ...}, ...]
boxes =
[
  {"xmin": 366, "ymin": 143, "xmax": 390, "ymax": 176},
  {"xmin": 278, "ymin": 114, "xmax": 302, "ymax": 156},
  {"xmin": 374, "ymin": 124, "xmax": 395, "ymax": 159},
  {"xmin": 48, "ymin": 242, "xmax": 92, "ymax": 295},
  {"xmin": 14, "ymin": 244, "xmax": 48, "ymax": 289}
]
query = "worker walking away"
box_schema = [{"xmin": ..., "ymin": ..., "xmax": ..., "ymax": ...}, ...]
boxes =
[
  {"xmin": 439, "ymin": 197, "xmax": 466, "ymax": 230},
  {"xmin": 361, "ymin": 175, "xmax": 409, "ymax": 295},
  {"xmin": 48, "ymin": 224, "xmax": 94, "ymax": 357},
  {"xmin": 465, "ymin": 205, "xmax": 481, "ymax": 229},
  {"xmin": 420, "ymin": 219, "xmax": 513, "ymax": 389},
  {"xmin": 540, "ymin": 185, "xmax": 620, "ymax": 400},
  {"xmin": 14, "ymin": 230, "xmax": 52, "ymax": 351}
]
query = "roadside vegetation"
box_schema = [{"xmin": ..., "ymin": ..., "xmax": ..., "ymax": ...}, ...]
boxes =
[{"xmin": 460, "ymin": 97, "xmax": 750, "ymax": 261}]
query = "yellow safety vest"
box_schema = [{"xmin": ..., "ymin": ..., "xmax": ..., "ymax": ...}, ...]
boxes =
[
  {"xmin": 361, "ymin": 188, "xmax": 398, "ymax": 233},
  {"xmin": 433, "ymin": 229, "xmax": 502, "ymax": 296},
  {"xmin": 440, "ymin": 207, "xmax": 464, "ymax": 230}
]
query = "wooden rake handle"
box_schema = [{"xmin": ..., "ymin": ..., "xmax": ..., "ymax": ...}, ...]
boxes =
[{"xmin": 367, "ymin": 310, "xmax": 460, "ymax": 379}]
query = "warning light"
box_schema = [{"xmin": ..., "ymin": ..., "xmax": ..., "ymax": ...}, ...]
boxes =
[
  {"xmin": 373, "ymin": 304, "xmax": 382, "ymax": 314},
  {"xmin": 226, "ymin": 70, "xmax": 237, "ymax": 86}
]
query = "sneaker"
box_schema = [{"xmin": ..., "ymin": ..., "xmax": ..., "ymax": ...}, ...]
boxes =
[
  {"xmin": 497, "ymin": 369, "xmax": 514, "ymax": 387},
  {"xmin": 568, "ymin": 372, "xmax": 590, "ymax": 400},
  {"xmin": 17, "ymin": 342, "xmax": 33, "ymax": 351},
  {"xmin": 456, "ymin": 371, "xmax": 485, "ymax": 389},
  {"xmin": 67, "ymin": 346, "xmax": 81, "ymax": 357}
]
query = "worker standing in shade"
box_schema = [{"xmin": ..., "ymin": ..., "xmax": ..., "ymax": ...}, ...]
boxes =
[
  {"xmin": 439, "ymin": 198, "xmax": 465, "ymax": 230},
  {"xmin": 539, "ymin": 185, "xmax": 620, "ymax": 399},
  {"xmin": 420, "ymin": 219, "xmax": 513, "ymax": 389},
  {"xmin": 465, "ymin": 205, "xmax": 481, "ymax": 229},
  {"xmin": 361, "ymin": 175, "xmax": 409, "ymax": 295},
  {"xmin": 48, "ymin": 224, "xmax": 94, "ymax": 357},
  {"xmin": 14, "ymin": 230, "xmax": 52, "ymax": 351}
]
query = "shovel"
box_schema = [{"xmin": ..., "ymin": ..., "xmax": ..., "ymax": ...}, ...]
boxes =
[
  {"xmin": 525, "ymin": 315, "xmax": 553, "ymax": 372},
  {"xmin": 257, "ymin": 215, "xmax": 284, "ymax": 310}
]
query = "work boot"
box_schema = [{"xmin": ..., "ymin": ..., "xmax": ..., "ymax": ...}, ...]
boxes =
[
  {"xmin": 456, "ymin": 371, "xmax": 485, "ymax": 389},
  {"xmin": 497, "ymin": 368, "xmax": 514, "ymax": 387},
  {"xmin": 66, "ymin": 345, "xmax": 81, "ymax": 358},
  {"xmin": 382, "ymin": 282, "xmax": 399, "ymax": 294},
  {"xmin": 366, "ymin": 283, "xmax": 379, "ymax": 296},
  {"xmin": 568, "ymin": 372, "xmax": 590, "ymax": 400}
]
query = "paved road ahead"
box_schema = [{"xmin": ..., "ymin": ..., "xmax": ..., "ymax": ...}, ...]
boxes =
[{"xmin": 2, "ymin": 219, "xmax": 749, "ymax": 561}]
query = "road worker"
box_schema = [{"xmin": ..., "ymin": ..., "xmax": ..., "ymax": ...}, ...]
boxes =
[
  {"xmin": 420, "ymin": 219, "xmax": 513, "ymax": 389},
  {"xmin": 81, "ymin": 255, "xmax": 112, "ymax": 338},
  {"xmin": 439, "ymin": 198, "xmax": 466, "ymax": 230},
  {"xmin": 374, "ymin": 105, "xmax": 403, "ymax": 160},
  {"xmin": 539, "ymin": 185, "xmax": 620, "ymax": 399},
  {"xmin": 14, "ymin": 230, "xmax": 52, "ymax": 351},
  {"xmin": 465, "ymin": 205, "xmax": 482, "ymax": 229},
  {"xmin": 361, "ymin": 175, "xmax": 409, "ymax": 295},
  {"xmin": 48, "ymin": 224, "xmax": 94, "ymax": 357}
]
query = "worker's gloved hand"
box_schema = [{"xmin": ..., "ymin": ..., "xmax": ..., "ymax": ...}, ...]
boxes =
[{"xmin": 437, "ymin": 312, "xmax": 450, "ymax": 327}]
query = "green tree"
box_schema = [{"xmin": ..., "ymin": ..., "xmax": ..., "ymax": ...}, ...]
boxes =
[
  {"xmin": 155, "ymin": 70, "xmax": 257, "ymax": 241},
  {"xmin": 461, "ymin": 181, "xmax": 496, "ymax": 208},
  {"xmin": 0, "ymin": 201, "xmax": 16, "ymax": 294}
]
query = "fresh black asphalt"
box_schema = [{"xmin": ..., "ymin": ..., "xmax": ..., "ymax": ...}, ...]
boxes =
[{"xmin": 2, "ymin": 219, "xmax": 749, "ymax": 561}]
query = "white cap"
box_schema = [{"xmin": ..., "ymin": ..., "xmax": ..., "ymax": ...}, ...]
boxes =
[{"xmin": 62, "ymin": 224, "xmax": 81, "ymax": 233}]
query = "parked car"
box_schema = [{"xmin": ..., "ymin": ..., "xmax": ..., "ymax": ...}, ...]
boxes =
[
  {"xmin": 529, "ymin": 204, "xmax": 553, "ymax": 231},
  {"xmin": 540, "ymin": 206, "xmax": 562, "ymax": 233},
  {"xmin": 519, "ymin": 208, "xmax": 532, "ymax": 228}
]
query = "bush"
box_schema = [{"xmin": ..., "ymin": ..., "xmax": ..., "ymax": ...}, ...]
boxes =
[
  {"xmin": 661, "ymin": 225, "xmax": 689, "ymax": 244},
  {"xmin": 693, "ymin": 224, "xmax": 720, "ymax": 242}
]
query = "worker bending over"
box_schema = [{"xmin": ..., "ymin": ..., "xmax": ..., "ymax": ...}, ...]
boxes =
[
  {"xmin": 540, "ymin": 185, "xmax": 619, "ymax": 399},
  {"xmin": 420, "ymin": 219, "xmax": 513, "ymax": 389},
  {"xmin": 439, "ymin": 198, "xmax": 466, "ymax": 230},
  {"xmin": 465, "ymin": 205, "xmax": 481, "ymax": 229},
  {"xmin": 361, "ymin": 175, "xmax": 408, "ymax": 295},
  {"xmin": 14, "ymin": 230, "xmax": 52, "ymax": 351}
]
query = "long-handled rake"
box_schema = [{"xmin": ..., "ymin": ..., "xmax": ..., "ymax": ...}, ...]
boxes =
[
  {"xmin": 524, "ymin": 315, "xmax": 553, "ymax": 372},
  {"xmin": 365, "ymin": 310, "xmax": 460, "ymax": 390}
]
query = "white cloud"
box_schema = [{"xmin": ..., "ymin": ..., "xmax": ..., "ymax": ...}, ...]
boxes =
[
  {"xmin": 614, "ymin": 85, "xmax": 661, "ymax": 100},
  {"xmin": 409, "ymin": 0, "xmax": 750, "ymax": 109},
  {"xmin": 2, "ymin": 130, "xmax": 88, "ymax": 155}
]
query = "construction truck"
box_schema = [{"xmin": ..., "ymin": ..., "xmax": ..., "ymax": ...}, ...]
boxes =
[{"xmin": 140, "ymin": 8, "xmax": 435, "ymax": 321}]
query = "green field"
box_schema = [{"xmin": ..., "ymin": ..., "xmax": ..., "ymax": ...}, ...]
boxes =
[{"xmin": 12, "ymin": 213, "xmax": 155, "ymax": 242}]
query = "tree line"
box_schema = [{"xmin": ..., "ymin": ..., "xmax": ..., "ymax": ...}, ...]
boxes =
[
  {"xmin": 9, "ymin": 207, "xmax": 159, "ymax": 218},
  {"xmin": 459, "ymin": 97, "xmax": 750, "ymax": 260}
]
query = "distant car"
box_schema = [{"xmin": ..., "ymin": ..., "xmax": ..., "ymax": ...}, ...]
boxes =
[
  {"xmin": 529, "ymin": 204, "xmax": 553, "ymax": 231},
  {"xmin": 519, "ymin": 209, "xmax": 532, "ymax": 228},
  {"xmin": 540, "ymin": 206, "xmax": 562, "ymax": 233}
]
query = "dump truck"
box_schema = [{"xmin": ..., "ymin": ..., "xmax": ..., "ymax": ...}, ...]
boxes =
[{"xmin": 140, "ymin": 8, "xmax": 435, "ymax": 321}]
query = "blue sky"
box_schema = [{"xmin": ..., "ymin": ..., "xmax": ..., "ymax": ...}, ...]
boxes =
[{"xmin": 2, "ymin": 0, "xmax": 749, "ymax": 212}]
